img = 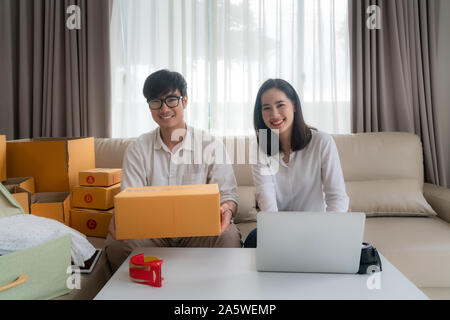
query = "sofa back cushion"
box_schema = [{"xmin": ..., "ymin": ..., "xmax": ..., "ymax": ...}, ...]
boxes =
[
  {"xmin": 95, "ymin": 136, "xmax": 255, "ymax": 186},
  {"xmin": 345, "ymin": 179, "xmax": 435, "ymax": 217},
  {"xmin": 333, "ymin": 132, "xmax": 435, "ymax": 217},
  {"xmin": 95, "ymin": 138, "xmax": 136, "ymax": 169},
  {"xmin": 97, "ymin": 132, "xmax": 424, "ymax": 187},
  {"xmin": 332, "ymin": 132, "xmax": 424, "ymax": 189},
  {"xmin": 221, "ymin": 136, "xmax": 254, "ymax": 186},
  {"xmin": 94, "ymin": 132, "xmax": 430, "ymax": 218}
]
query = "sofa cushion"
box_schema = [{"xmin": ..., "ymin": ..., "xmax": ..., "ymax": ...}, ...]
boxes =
[
  {"xmin": 234, "ymin": 186, "xmax": 257, "ymax": 223},
  {"xmin": 221, "ymin": 136, "xmax": 255, "ymax": 186},
  {"xmin": 333, "ymin": 132, "xmax": 424, "ymax": 189},
  {"xmin": 232, "ymin": 164, "xmax": 254, "ymax": 187},
  {"xmin": 346, "ymin": 179, "xmax": 436, "ymax": 217},
  {"xmin": 95, "ymin": 138, "xmax": 136, "ymax": 169},
  {"xmin": 364, "ymin": 216, "xmax": 450, "ymax": 287},
  {"xmin": 235, "ymin": 221, "xmax": 256, "ymax": 242},
  {"xmin": 424, "ymin": 183, "xmax": 450, "ymax": 223}
]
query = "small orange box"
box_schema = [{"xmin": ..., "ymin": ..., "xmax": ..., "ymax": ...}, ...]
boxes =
[
  {"xmin": 114, "ymin": 184, "xmax": 221, "ymax": 240},
  {"xmin": 31, "ymin": 192, "xmax": 71, "ymax": 225},
  {"xmin": 5, "ymin": 185, "xmax": 31, "ymax": 214},
  {"xmin": 0, "ymin": 135, "xmax": 6, "ymax": 181},
  {"xmin": 79, "ymin": 168, "xmax": 122, "ymax": 187},
  {"xmin": 72, "ymin": 184, "xmax": 121, "ymax": 210},
  {"xmin": 70, "ymin": 208, "xmax": 114, "ymax": 238},
  {"xmin": 2, "ymin": 176, "xmax": 35, "ymax": 195},
  {"xmin": 6, "ymin": 137, "xmax": 95, "ymax": 192}
]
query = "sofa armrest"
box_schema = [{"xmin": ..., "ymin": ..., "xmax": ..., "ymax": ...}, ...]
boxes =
[{"xmin": 424, "ymin": 183, "xmax": 450, "ymax": 223}]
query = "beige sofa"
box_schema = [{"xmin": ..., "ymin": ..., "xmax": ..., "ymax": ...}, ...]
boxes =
[{"xmin": 65, "ymin": 132, "xmax": 450, "ymax": 300}]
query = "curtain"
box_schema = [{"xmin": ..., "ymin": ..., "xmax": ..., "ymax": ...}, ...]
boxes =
[
  {"xmin": 111, "ymin": 0, "xmax": 350, "ymax": 138},
  {"xmin": 0, "ymin": 0, "xmax": 112, "ymax": 140},
  {"xmin": 349, "ymin": 0, "xmax": 447, "ymax": 187}
]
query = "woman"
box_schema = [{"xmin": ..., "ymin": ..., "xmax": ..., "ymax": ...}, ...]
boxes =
[{"xmin": 244, "ymin": 79, "xmax": 349, "ymax": 248}]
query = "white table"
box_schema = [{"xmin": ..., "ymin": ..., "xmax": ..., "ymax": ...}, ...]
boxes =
[{"xmin": 95, "ymin": 248, "xmax": 428, "ymax": 300}]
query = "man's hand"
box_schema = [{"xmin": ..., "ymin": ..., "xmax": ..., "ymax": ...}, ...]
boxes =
[{"xmin": 220, "ymin": 201, "xmax": 237, "ymax": 234}]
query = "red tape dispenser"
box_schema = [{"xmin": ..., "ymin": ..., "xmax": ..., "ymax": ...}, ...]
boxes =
[{"xmin": 129, "ymin": 253, "xmax": 164, "ymax": 287}]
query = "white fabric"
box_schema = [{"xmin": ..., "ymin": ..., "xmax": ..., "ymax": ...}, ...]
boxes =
[
  {"xmin": 252, "ymin": 130, "xmax": 349, "ymax": 212},
  {"xmin": 121, "ymin": 125, "xmax": 239, "ymax": 205},
  {"xmin": 0, "ymin": 215, "xmax": 96, "ymax": 267},
  {"xmin": 110, "ymin": 0, "xmax": 350, "ymax": 138}
]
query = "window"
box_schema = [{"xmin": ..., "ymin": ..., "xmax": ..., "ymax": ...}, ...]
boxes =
[{"xmin": 111, "ymin": 0, "xmax": 350, "ymax": 138}]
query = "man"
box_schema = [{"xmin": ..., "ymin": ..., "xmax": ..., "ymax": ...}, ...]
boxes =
[{"xmin": 105, "ymin": 69, "xmax": 242, "ymax": 272}]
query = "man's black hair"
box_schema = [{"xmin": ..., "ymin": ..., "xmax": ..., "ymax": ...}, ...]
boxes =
[{"xmin": 143, "ymin": 69, "xmax": 187, "ymax": 102}]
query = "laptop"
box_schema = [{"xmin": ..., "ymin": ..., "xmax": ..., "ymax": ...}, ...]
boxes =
[{"xmin": 256, "ymin": 212, "xmax": 366, "ymax": 274}]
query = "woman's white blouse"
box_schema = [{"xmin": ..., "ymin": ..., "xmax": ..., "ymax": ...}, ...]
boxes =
[{"xmin": 252, "ymin": 130, "xmax": 349, "ymax": 212}]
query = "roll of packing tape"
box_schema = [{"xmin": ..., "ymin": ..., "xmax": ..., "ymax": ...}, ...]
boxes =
[{"xmin": 129, "ymin": 253, "xmax": 164, "ymax": 287}]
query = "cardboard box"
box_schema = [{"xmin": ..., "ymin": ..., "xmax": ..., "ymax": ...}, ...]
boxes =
[
  {"xmin": 2, "ymin": 176, "xmax": 35, "ymax": 195},
  {"xmin": 79, "ymin": 168, "xmax": 122, "ymax": 187},
  {"xmin": 70, "ymin": 208, "xmax": 114, "ymax": 238},
  {"xmin": 0, "ymin": 135, "xmax": 6, "ymax": 182},
  {"xmin": 6, "ymin": 137, "xmax": 95, "ymax": 192},
  {"xmin": 72, "ymin": 184, "xmax": 121, "ymax": 210},
  {"xmin": 31, "ymin": 192, "xmax": 71, "ymax": 225},
  {"xmin": 114, "ymin": 184, "xmax": 221, "ymax": 240},
  {"xmin": 5, "ymin": 185, "xmax": 31, "ymax": 214}
]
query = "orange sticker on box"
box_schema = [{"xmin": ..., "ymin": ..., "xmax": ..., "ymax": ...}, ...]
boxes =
[
  {"xmin": 86, "ymin": 176, "xmax": 95, "ymax": 185},
  {"xmin": 86, "ymin": 219, "xmax": 97, "ymax": 230},
  {"xmin": 84, "ymin": 194, "xmax": 93, "ymax": 203}
]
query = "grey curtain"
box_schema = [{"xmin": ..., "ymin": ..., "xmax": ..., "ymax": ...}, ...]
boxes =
[
  {"xmin": 349, "ymin": 0, "xmax": 447, "ymax": 187},
  {"xmin": 0, "ymin": 0, "xmax": 112, "ymax": 140}
]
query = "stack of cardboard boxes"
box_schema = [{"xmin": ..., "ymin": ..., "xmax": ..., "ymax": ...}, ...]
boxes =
[
  {"xmin": 3, "ymin": 137, "xmax": 95, "ymax": 226},
  {"xmin": 2, "ymin": 135, "xmax": 121, "ymax": 238},
  {"xmin": 71, "ymin": 169, "xmax": 122, "ymax": 237},
  {"xmin": 1, "ymin": 135, "xmax": 223, "ymax": 240}
]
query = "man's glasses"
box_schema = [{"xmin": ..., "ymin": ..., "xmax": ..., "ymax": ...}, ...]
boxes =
[{"xmin": 148, "ymin": 95, "xmax": 183, "ymax": 110}]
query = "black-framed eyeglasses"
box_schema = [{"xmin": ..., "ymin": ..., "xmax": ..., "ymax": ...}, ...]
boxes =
[{"xmin": 148, "ymin": 95, "xmax": 183, "ymax": 110}]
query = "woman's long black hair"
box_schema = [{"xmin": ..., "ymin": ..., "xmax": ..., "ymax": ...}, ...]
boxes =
[{"xmin": 253, "ymin": 79, "xmax": 313, "ymax": 156}]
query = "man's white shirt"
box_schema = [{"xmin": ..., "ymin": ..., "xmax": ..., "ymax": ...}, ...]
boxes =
[{"xmin": 121, "ymin": 125, "xmax": 239, "ymax": 207}]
